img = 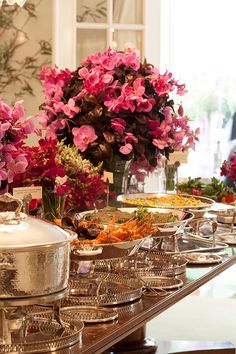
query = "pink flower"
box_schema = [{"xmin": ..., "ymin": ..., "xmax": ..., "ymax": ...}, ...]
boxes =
[
  {"xmin": 46, "ymin": 126, "xmax": 58, "ymax": 140},
  {"xmin": 12, "ymin": 100, "xmax": 25, "ymax": 121},
  {"xmin": 124, "ymin": 42, "xmax": 140, "ymax": 57},
  {"xmin": 54, "ymin": 99, "xmax": 79, "ymax": 118},
  {"xmin": 51, "ymin": 119, "xmax": 67, "ymax": 131},
  {"xmin": 125, "ymin": 132, "xmax": 138, "ymax": 144},
  {"xmin": 72, "ymin": 125, "xmax": 98, "ymax": 152},
  {"xmin": 119, "ymin": 143, "xmax": 133, "ymax": 155},
  {"xmin": 176, "ymin": 83, "xmax": 187, "ymax": 96},
  {"xmin": 36, "ymin": 113, "xmax": 49, "ymax": 128},
  {"xmin": 173, "ymin": 131, "xmax": 186, "ymax": 143},
  {"xmin": 0, "ymin": 162, "xmax": 7, "ymax": 181},
  {"xmin": 0, "ymin": 122, "xmax": 11, "ymax": 139},
  {"xmin": 163, "ymin": 106, "xmax": 173, "ymax": 124},
  {"xmin": 111, "ymin": 118, "xmax": 126, "ymax": 134},
  {"xmin": 38, "ymin": 48, "xmax": 200, "ymax": 174},
  {"xmin": 152, "ymin": 139, "xmax": 168, "ymax": 149},
  {"xmin": 6, "ymin": 155, "xmax": 28, "ymax": 183},
  {"xmin": 63, "ymin": 99, "xmax": 80, "ymax": 118},
  {"xmin": 21, "ymin": 117, "xmax": 35, "ymax": 134},
  {"xmin": 78, "ymin": 67, "xmax": 89, "ymax": 79},
  {"xmin": 136, "ymin": 98, "xmax": 155, "ymax": 112}
]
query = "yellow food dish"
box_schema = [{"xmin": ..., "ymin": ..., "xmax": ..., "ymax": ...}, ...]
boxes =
[{"xmin": 123, "ymin": 194, "xmax": 207, "ymax": 208}]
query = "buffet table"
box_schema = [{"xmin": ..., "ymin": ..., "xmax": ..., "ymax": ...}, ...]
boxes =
[{"xmin": 59, "ymin": 249, "xmax": 236, "ymax": 354}]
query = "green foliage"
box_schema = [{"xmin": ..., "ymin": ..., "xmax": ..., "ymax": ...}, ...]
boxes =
[{"xmin": 177, "ymin": 176, "xmax": 234, "ymax": 201}]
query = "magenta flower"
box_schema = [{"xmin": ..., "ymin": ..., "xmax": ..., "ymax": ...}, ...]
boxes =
[
  {"xmin": 152, "ymin": 139, "xmax": 168, "ymax": 150},
  {"xmin": 125, "ymin": 132, "xmax": 138, "ymax": 144},
  {"xmin": 12, "ymin": 100, "xmax": 25, "ymax": 121},
  {"xmin": 38, "ymin": 48, "xmax": 200, "ymax": 175},
  {"xmin": 111, "ymin": 118, "xmax": 126, "ymax": 134},
  {"xmin": 72, "ymin": 125, "xmax": 98, "ymax": 152},
  {"xmin": 0, "ymin": 99, "xmax": 36, "ymax": 186},
  {"xmin": 54, "ymin": 98, "xmax": 80, "ymax": 118},
  {"xmin": 36, "ymin": 113, "xmax": 49, "ymax": 128},
  {"xmin": 119, "ymin": 143, "xmax": 133, "ymax": 155},
  {"xmin": 21, "ymin": 117, "xmax": 35, "ymax": 134}
]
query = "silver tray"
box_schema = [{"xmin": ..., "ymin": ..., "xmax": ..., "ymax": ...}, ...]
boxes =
[
  {"xmin": 210, "ymin": 202, "xmax": 235, "ymax": 213},
  {"xmin": 32, "ymin": 306, "xmax": 118, "ymax": 324},
  {"xmin": 65, "ymin": 273, "xmax": 143, "ymax": 306},
  {"xmin": 117, "ymin": 193, "xmax": 215, "ymax": 209},
  {"xmin": 181, "ymin": 252, "xmax": 223, "ymax": 264},
  {"xmin": 209, "ymin": 203, "xmax": 236, "ymax": 224},
  {"xmin": 144, "ymin": 234, "xmax": 229, "ymax": 253},
  {"xmin": 216, "ymin": 233, "xmax": 236, "ymax": 245},
  {"xmin": 141, "ymin": 276, "xmax": 183, "ymax": 290},
  {"xmin": 95, "ymin": 252, "xmax": 187, "ymax": 277},
  {"xmin": 0, "ymin": 317, "xmax": 83, "ymax": 353}
]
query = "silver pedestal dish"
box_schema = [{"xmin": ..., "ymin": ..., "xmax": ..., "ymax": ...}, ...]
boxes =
[
  {"xmin": 0, "ymin": 289, "xmax": 84, "ymax": 353},
  {"xmin": 0, "ymin": 315, "xmax": 83, "ymax": 353},
  {"xmin": 0, "ymin": 194, "xmax": 83, "ymax": 352},
  {"xmin": 0, "ymin": 194, "xmax": 76, "ymax": 298},
  {"xmin": 94, "ymin": 251, "xmax": 187, "ymax": 277},
  {"xmin": 30, "ymin": 305, "xmax": 118, "ymax": 324}
]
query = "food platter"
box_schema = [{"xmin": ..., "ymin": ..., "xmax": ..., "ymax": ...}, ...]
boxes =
[
  {"xmin": 72, "ymin": 208, "xmax": 156, "ymax": 259},
  {"xmin": 76, "ymin": 207, "xmax": 194, "ymax": 239},
  {"xmin": 117, "ymin": 193, "xmax": 215, "ymax": 210},
  {"xmin": 181, "ymin": 252, "xmax": 223, "ymax": 264}
]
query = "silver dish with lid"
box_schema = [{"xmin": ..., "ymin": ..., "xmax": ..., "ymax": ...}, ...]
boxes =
[{"xmin": 0, "ymin": 194, "xmax": 76, "ymax": 298}]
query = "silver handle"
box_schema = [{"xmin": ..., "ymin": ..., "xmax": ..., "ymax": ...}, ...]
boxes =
[
  {"xmin": 74, "ymin": 247, "xmax": 103, "ymax": 256},
  {"xmin": 0, "ymin": 193, "xmax": 23, "ymax": 215},
  {"xmin": 0, "ymin": 193, "xmax": 23, "ymax": 224}
]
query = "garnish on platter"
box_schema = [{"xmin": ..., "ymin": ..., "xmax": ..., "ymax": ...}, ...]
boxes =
[
  {"xmin": 72, "ymin": 206, "xmax": 193, "ymax": 245},
  {"xmin": 79, "ymin": 206, "xmax": 179, "ymax": 225},
  {"xmin": 72, "ymin": 217, "xmax": 156, "ymax": 246},
  {"xmin": 177, "ymin": 177, "xmax": 236, "ymax": 204}
]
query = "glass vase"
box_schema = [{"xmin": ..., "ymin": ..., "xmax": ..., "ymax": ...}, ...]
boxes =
[
  {"xmin": 103, "ymin": 155, "xmax": 131, "ymax": 196},
  {"xmin": 42, "ymin": 190, "xmax": 66, "ymax": 223}
]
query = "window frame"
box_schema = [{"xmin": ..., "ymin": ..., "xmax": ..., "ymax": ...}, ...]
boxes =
[{"xmin": 52, "ymin": 0, "xmax": 162, "ymax": 69}]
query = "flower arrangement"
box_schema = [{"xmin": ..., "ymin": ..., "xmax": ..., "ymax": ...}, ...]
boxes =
[
  {"xmin": 220, "ymin": 152, "xmax": 236, "ymax": 180},
  {"xmin": 13, "ymin": 138, "xmax": 106, "ymax": 220},
  {"xmin": 0, "ymin": 99, "xmax": 35, "ymax": 191},
  {"xmin": 38, "ymin": 48, "xmax": 199, "ymax": 173}
]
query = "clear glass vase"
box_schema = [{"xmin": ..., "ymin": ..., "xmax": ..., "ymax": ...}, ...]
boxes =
[
  {"xmin": 42, "ymin": 190, "xmax": 66, "ymax": 223},
  {"xmin": 103, "ymin": 155, "xmax": 131, "ymax": 196}
]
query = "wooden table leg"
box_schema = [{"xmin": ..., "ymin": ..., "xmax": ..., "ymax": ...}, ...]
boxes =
[{"xmin": 104, "ymin": 325, "xmax": 157, "ymax": 354}]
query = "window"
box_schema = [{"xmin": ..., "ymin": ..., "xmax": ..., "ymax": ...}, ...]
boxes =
[
  {"xmin": 164, "ymin": 0, "xmax": 236, "ymax": 179},
  {"xmin": 54, "ymin": 0, "xmax": 235, "ymax": 181},
  {"xmin": 53, "ymin": 0, "xmax": 160, "ymax": 69}
]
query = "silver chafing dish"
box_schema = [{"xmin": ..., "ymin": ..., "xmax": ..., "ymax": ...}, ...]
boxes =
[{"xmin": 0, "ymin": 193, "xmax": 76, "ymax": 299}]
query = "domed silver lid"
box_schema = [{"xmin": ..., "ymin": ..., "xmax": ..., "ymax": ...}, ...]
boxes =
[{"xmin": 0, "ymin": 194, "xmax": 74, "ymax": 249}]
